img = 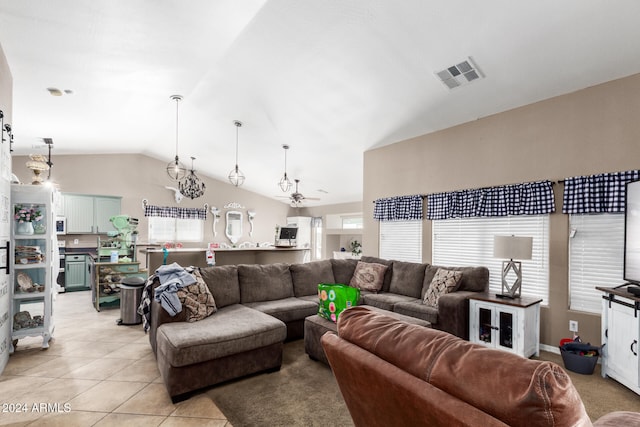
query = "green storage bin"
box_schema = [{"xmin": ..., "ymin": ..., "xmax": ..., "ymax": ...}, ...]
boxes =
[{"xmin": 317, "ymin": 283, "xmax": 360, "ymax": 323}]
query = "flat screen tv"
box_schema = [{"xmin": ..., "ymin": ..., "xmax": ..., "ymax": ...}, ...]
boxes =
[
  {"xmin": 279, "ymin": 226, "xmax": 298, "ymax": 240},
  {"xmin": 624, "ymin": 179, "xmax": 640, "ymax": 284}
]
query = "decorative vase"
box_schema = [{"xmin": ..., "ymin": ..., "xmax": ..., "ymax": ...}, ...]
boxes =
[{"xmin": 16, "ymin": 221, "xmax": 34, "ymax": 235}]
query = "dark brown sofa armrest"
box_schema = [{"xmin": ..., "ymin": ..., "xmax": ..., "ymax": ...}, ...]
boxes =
[
  {"xmin": 435, "ymin": 291, "xmax": 478, "ymax": 339},
  {"xmin": 594, "ymin": 411, "xmax": 640, "ymax": 426},
  {"xmin": 148, "ymin": 278, "xmax": 187, "ymax": 355}
]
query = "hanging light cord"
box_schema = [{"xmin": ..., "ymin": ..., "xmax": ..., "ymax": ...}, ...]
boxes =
[
  {"xmin": 175, "ymin": 97, "xmax": 180, "ymax": 158},
  {"xmin": 235, "ymin": 121, "xmax": 240, "ymax": 167}
]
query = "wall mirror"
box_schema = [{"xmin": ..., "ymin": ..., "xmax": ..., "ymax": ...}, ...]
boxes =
[{"xmin": 225, "ymin": 210, "xmax": 243, "ymax": 244}]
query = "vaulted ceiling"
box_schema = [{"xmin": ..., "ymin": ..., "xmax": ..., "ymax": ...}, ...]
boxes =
[{"xmin": 2, "ymin": 1, "xmax": 640, "ymax": 206}]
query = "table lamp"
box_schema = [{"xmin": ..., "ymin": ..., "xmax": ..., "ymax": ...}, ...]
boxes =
[{"xmin": 493, "ymin": 235, "xmax": 533, "ymax": 298}]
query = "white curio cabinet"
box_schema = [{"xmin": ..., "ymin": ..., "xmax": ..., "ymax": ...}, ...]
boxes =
[
  {"xmin": 598, "ymin": 287, "xmax": 640, "ymax": 395},
  {"xmin": 10, "ymin": 184, "xmax": 58, "ymax": 351}
]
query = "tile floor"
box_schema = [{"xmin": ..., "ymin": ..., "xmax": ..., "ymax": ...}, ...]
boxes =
[{"xmin": 0, "ymin": 291, "xmax": 230, "ymax": 426}]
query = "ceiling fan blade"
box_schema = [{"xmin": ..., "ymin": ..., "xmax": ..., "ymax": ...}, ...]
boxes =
[{"xmin": 302, "ymin": 197, "xmax": 321, "ymax": 200}]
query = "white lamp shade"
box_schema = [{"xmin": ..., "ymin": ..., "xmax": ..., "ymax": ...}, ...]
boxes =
[{"xmin": 493, "ymin": 235, "xmax": 533, "ymax": 260}]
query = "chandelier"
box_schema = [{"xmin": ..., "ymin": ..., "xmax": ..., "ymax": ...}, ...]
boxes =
[
  {"xmin": 228, "ymin": 120, "xmax": 245, "ymax": 187},
  {"xmin": 179, "ymin": 157, "xmax": 206, "ymax": 199},
  {"xmin": 166, "ymin": 95, "xmax": 186, "ymax": 181},
  {"xmin": 278, "ymin": 144, "xmax": 292, "ymax": 192}
]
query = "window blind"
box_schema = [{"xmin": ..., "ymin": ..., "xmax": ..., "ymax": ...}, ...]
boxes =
[
  {"xmin": 568, "ymin": 213, "xmax": 624, "ymax": 313},
  {"xmin": 149, "ymin": 217, "xmax": 204, "ymax": 243},
  {"xmin": 379, "ymin": 220, "xmax": 422, "ymax": 263},
  {"xmin": 432, "ymin": 215, "xmax": 549, "ymax": 304}
]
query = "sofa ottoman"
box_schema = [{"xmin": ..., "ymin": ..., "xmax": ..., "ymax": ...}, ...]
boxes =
[{"xmin": 304, "ymin": 306, "xmax": 431, "ymax": 365}]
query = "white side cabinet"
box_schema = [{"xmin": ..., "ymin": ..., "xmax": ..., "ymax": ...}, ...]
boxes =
[
  {"xmin": 469, "ymin": 294, "xmax": 542, "ymax": 358},
  {"xmin": 10, "ymin": 184, "xmax": 58, "ymax": 351},
  {"xmin": 598, "ymin": 287, "xmax": 640, "ymax": 395}
]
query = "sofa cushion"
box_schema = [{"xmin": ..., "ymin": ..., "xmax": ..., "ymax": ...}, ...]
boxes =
[
  {"xmin": 349, "ymin": 261, "xmax": 387, "ymax": 292},
  {"xmin": 290, "ymin": 260, "xmax": 335, "ymax": 297},
  {"xmin": 238, "ymin": 263, "xmax": 294, "ymax": 303},
  {"xmin": 362, "ymin": 293, "xmax": 418, "ymax": 311},
  {"xmin": 393, "ymin": 300, "xmax": 438, "ymax": 324},
  {"xmin": 330, "ymin": 258, "xmax": 358, "ymax": 284},
  {"xmin": 156, "ymin": 304, "xmax": 286, "ymax": 367},
  {"xmin": 389, "ymin": 260, "xmax": 428, "ymax": 298},
  {"xmin": 360, "ymin": 256, "xmax": 393, "ymax": 292},
  {"xmin": 422, "ymin": 265, "xmax": 489, "ymax": 297},
  {"xmin": 199, "ymin": 265, "xmax": 240, "ymax": 308},
  {"xmin": 243, "ymin": 297, "xmax": 318, "ymax": 323},
  {"xmin": 423, "ymin": 268, "xmax": 463, "ymax": 308},
  {"xmin": 176, "ymin": 269, "xmax": 217, "ymax": 322}
]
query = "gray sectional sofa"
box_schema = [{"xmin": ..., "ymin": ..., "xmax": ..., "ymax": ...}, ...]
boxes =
[{"xmin": 148, "ymin": 256, "xmax": 489, "ymax": 400}]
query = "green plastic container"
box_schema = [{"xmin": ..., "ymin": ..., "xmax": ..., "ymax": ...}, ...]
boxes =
[{"xmin": 317, "ymin": 283, "xmax": 360, "ymax": 323}]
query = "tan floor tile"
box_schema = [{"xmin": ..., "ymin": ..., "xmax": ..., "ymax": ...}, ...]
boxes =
[
  {"xmin": 104, "ymin": 342, "xmax": 153, "ymax": 360},
  {"xmin": 3, "ymin": 353, "xmax": 57, "ymax": 375},
  {"xmin": 26, "ymin": 410, "xmax": 108, "ymax": 426},
  {"xmin": 114, "ymin": 383, "xmax": 176, "ymax": 416},
  {"xmin": 0, "ymin": 406, "xmax": 44, "ymax": 425},
  {"xmin": 160, "ymin": 417, "xmax": 228, "ymax": 427},
  {"xmin": 0, "ymin": 375, "xmax": 56, "ymax": 398},
  {"xmin": 57, "ymin": 341, "xmax": 127, "ymax": 358},
  {"xmin": 20, "ymin": 378, "xmax": 99, "ymax": 404},
  {"xmin": 67, "ymin": 380, "xmax": 148, "ymax": 412},
  {"xmin": 61, "ymin": 357, "xmax": 127, "ymax": 380},
  {"xmin": 20, "ymin": 356, "xmax": 98, "ymax": 378},
  {"xmin": 93, "ymin": 413, "xmax": 166, "ymax": 427},
  {"xmin": 107, "ymin": 357, "xmax": 160, "ymax": 382},
  {"xmin": 170, "ymin": 394, "xmax": 226, "ymax": 419}
]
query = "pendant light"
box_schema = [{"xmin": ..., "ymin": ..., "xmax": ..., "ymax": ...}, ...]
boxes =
[
  {"xmin": 278, "ymin": 144, "xmax": 292, "ymax": 193},
  {"xmin": 179, "ymin": 157, "xmax": 206, "ymax": 199},
  {"xmin": 228, "ymin": 120, "xmax": 245, "ymax": 187},
  {"xmin": 166, "ymin": 95, "xmax": 186, "ymax": 181}
]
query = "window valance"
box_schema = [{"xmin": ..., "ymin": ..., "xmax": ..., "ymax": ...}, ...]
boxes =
[
  {"xmin": 144, "ymin": 205, "xmax": 207, "ymax": 220},
  {"xmin": 373, "ymin": 195, "xmax": 423, "ymax": 221},
  {"xmin": 427, "ymin": 180, "xmax": 555, "ymax": 220},
  {"xmin": 562, "ymin": 170, "xmax": 640, "ymax": 214}
]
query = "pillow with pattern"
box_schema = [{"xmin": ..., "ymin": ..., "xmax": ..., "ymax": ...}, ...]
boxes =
[
  {"xmin": 423, "ymin": 268, "xmax": 463, "ymax": 308},
  {"xmin": 349, "ymin": 261, "xmax": 388, "ymax": 293},
  {"xmin": 177, "ymin": 269, "xmax": 217, "ymax": 322}
]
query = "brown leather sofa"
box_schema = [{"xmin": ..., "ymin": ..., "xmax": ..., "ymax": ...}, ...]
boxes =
[{"xmin": 322, "ymin": 307, "xmax": 640, "ymax": 427}]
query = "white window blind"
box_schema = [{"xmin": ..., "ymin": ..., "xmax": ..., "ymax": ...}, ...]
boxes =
[
  {"xmin": 148, "ymin": 217, "xmax": 203, "ymax": 243},
  {"xmin": 379, "ymin": 220, "xmax": 422, "ymax": 263},
  {"xmin": 432, "ymin": 215, "xmax": 549, "ymax": 304},
  {"xmin": 569, "ymin": 213, "xmax": 624, "ymax": 313}
]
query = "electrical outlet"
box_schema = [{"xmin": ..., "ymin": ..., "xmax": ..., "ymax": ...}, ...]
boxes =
[
  {"xmin": 73, "ymin": 239, "xmax": 79, "ymax": 245},
  {"xmin": 569, "ymin": 320, "xmax": 578, "ymax": 332}
]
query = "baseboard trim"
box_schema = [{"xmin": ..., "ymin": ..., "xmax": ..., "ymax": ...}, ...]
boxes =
[{"xmin": 540, "ymin": 343, "xmax": 560, "ymax": 355}]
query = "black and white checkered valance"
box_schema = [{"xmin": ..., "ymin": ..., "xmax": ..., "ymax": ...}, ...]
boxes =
[
  {"xmin": 144, "ymin": 205, "xmax": 207, "ymax": 220},
  {"xmin": 562, "ymin": 170, "xmax": 640, "ymax": 214},
  {"xmin": 427, "ymin": 180, "xmax": 555, "ymax": 220},
  {"xmin": 373, "ymin": 195, "xmax": 423, "ymax": 221}
]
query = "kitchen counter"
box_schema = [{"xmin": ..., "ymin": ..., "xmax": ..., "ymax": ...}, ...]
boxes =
[{"xmin": 140, "ymin": 246, "xmax": 310, "ymax": 271}]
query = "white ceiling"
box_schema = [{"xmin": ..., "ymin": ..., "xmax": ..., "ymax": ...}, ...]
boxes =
[{"xmin": 2, "ymin": 1, "xmax": 640, "ymax": 206}]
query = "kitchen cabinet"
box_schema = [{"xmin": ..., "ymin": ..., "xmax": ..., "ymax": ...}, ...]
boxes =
[
  {"xmin": 62, "ymin": 193, "xmax": 121, "ymax": 234},
  {"xmin": 64, "ymin": 254, "xmax": 91, "ymax": 291},
  {"xmin": 598, "ymin": 286, "xmax": 640, "ymax": 396},
  {"xmin": 469, "ymin": 294, "xmax": 541, "ymax": 358},
  {"xmin": 91, "ymin": 261, "xmax": 147, "ymax": 311},
  {"xmin": 10, "ymin": 184, "xmax": 57, "ymax": 351},
  {"xmin": 287, "ymin": 216, "xmax": 311, "ymax": 262}
]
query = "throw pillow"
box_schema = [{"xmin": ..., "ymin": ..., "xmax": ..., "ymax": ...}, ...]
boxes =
[
  {"xmin": 423, "ymin": 268, "xmax": 463, "ymax": 308},
  {"xmin": 349, "ymin": 261, "xmax": 388, "ymax": 293},
  {"xmin": 177, "ymin": 269, "xmax": 217, "ymax": 322}
]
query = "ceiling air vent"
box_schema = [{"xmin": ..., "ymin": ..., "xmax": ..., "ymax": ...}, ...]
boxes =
[{"xmin": 435, "ymin": 57, "xmax": 484, "ymax": 90}]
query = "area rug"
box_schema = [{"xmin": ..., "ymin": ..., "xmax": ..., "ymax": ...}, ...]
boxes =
[{"xmin": 206, "ymin": 339, "xmax": 354, "ymax": 427}]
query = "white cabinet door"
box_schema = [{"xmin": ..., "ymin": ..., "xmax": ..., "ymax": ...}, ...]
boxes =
[
  {"xmin": 604, "ymin": 298, "xmax": 639, "ymax": 393},
  {"xmin": 94, "ymin": 197, "xmax": 121, "ymax": 234},
  {"xmin": 64, "ymin": 194, "xmax": 94, "ymax": 233},
  {"xmin": 0, "ymin": 111, "xmax": 11, "ymax": 374}
]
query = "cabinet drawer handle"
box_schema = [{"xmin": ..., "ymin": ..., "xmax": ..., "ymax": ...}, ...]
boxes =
[
  {"xmin": 632, "ymin": 340, "xmax": 638, "ymax": 357},
  {"xmin": 1, "ymin": 241, "xmax": 9, "ymax": 275}
]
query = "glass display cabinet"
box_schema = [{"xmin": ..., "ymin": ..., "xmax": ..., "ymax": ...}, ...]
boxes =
[{"xmin": 10, "ymin": 184, "xmax": 58, "ymax": 351}]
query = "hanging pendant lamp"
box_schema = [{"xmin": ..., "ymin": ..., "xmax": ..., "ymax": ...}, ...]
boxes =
[
  {"xmin": 166, "ymin": 95, "xmax": 186, "ymax": 181},
  {"xmin": 278, "ymin": 144, "xmax": 292, "ymax": 193},
  {"xmin": 179, "ymin": 157, "xmax": 206, "ymax": 199},
  {"xmin": 228, "ymin": 120, "xmax": 245, "ymax": 187}
]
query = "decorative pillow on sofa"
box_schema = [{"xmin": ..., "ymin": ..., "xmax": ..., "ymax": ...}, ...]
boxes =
[
  {"xmin": 423, "ymin": 268, "xmax": 463, "ymax": 308},
  {"xmin": 177, "ymin": 269, "xmax": 217, "ymax": 322},
  {"xmin": 349, "ymin": 261, "xmax": 388, "ymax": 293}
]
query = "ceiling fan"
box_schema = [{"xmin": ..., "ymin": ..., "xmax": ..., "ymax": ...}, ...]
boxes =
[{"xmin": 278, "ymin": 179, "xmax": 320, "ymax": 206}]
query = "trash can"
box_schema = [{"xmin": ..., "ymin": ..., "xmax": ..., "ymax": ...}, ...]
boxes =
[{"xmin": 119, "ymin": 276, "xmax": 145, "ymax": 325}]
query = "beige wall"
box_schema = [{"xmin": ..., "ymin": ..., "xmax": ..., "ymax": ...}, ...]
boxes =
[{"xmin": 364, "ymin": 72, "xmax": 640, "ymax": 348}]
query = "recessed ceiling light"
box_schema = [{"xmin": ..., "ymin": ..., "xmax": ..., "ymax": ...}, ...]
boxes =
[
  {"xmin": 317, "ymin": 189, "xmax": 329, "ymax": 194},
  {"xmin": 47, "ymin": 87, "xmax": 63, "ymax": 96},
  {"xmin": 435, "ymin": 57, "xmax": 484, "ymax": 90}
]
